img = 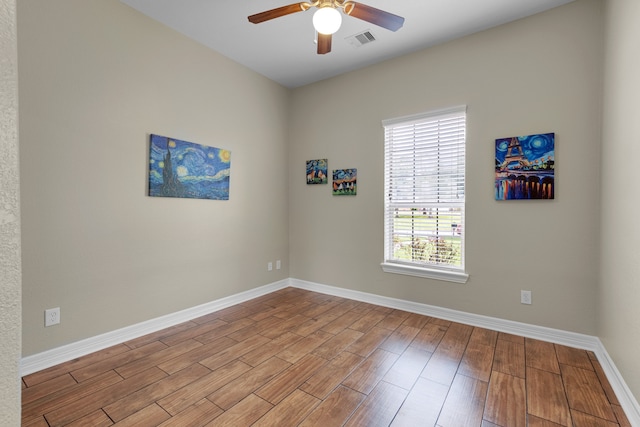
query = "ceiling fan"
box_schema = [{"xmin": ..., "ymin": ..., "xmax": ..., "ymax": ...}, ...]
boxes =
[{"xmin": 248, "ymin": 0, "xmax": 405, "ymax": 55}]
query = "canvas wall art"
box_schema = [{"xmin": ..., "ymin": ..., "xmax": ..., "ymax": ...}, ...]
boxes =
[
  {"xmin": 306, "ymin": 159, "xmax": 328, "ymax": 184},
  {"xmin": 148, "ymin": 134, "xmax": 231, "ymax": 200},
  {"xmin": 332, "ymin": 168, "xmax": 357, "ymax": 196},
  {"xmin": 495, "ymin": 133, "xmax": 554, "ymax": 200}
]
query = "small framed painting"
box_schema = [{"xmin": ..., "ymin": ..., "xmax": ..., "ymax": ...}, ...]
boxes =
[
  {"xmin": 495, "ymin": 133, "xmax": 554, "ymax": 200},
  {"xmin": 306, "ymin": 159, "xmax": 328, "ymax": 184},
  {"xmin": 332, "ymin": 168, "xmax": 357, "ymax": 196}
]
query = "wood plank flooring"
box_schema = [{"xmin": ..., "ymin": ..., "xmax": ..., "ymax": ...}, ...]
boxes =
[{"xmin": 22, "ymin": 287, "xmax": 631, "ymax": 426}]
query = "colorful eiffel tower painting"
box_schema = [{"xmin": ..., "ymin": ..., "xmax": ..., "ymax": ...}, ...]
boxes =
[{"xmin": 495, "ymin": 133, "xmax": 555, "ymax": 200}]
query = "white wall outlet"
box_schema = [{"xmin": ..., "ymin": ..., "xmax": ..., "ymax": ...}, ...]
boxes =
[
  {"xmin": 45, "ymin": 307, "xmax": 60, "ymax": 327},
  {"xmin": 521, "ymin": 290, "xmax": 532, "ymax": 305},
  {"xmin": 267, "ymin": 262, "xmax": 273, "ymax": 271},
  {"xmin": 276, "ymin": 260, "xmax": 281, "ymax": 270}
]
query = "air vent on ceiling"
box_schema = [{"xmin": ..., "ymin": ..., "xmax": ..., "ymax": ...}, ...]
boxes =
[{"xmin": 346, "ymin": 30, "xmax": 376, "ymax": 48}]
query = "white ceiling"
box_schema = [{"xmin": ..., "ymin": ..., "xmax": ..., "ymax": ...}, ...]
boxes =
[{"xmin": 120, "ymin": 0, "xmax": 574, "ymax": 88}]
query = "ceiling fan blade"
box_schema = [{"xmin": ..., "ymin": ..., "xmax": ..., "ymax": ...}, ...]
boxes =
[
  {"xmin": 248, "ymin": 3, "xmax": 309, "ymax": 24},
  {"xmin": 317, "ymin": 33, "xmax": 332, "ymax": 54},
  {"xmin": 344, "ymin": 2, "xmax": 404, "ymax": 32}
]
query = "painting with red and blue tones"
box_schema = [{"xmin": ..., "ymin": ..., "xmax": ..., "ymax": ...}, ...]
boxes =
[
  {"xmin": 495, "ymin": 133, "xmax": 554, "ymax": 200},
  {"xmin": 148, "ymin": 134, "xmax": 231, "ymax": 200},
  {"xmin": 332, "ymin": 168, "xmax": 357, "ymax": 196},
  {"xmin": 306, "ymin": 159, "xmax": 328, "ymax": 184}
]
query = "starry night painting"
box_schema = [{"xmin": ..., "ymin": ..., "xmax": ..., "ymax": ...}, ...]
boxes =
[
  {"xmin": 332, "ymin": 168, "xmax": 357, "ymax": 196},
  {"xmin": 148, "ymin": 134, "xmax": 230, "ymax": 200},
  {"xmin": 495, "ymin": 132, "xmax": 554, "ymax": 200},
  {"xmin": 306, "ymin": 159, "xmax": 328, "ymax": 184}
]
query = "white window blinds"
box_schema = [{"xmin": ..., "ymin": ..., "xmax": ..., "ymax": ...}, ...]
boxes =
[{"xmin": 382, "ymin": 106, "xmax": 466, "ymax": 278}]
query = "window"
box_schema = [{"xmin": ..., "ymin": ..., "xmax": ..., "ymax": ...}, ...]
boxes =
[{"xmin": 381, "ymin": 106, "xmax": 468, "ymax": 283}]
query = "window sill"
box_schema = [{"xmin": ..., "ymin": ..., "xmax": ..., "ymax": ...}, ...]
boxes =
[{"xmin": 381, "ymin": 262, "xmax": 469, "ymax": 284}]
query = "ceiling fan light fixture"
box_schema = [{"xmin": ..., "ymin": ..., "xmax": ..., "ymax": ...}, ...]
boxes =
[{"xmin": 313, "ymin": 6, "xmax": 342, "ymax": 35}]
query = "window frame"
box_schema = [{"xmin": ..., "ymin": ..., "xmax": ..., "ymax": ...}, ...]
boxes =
[{"xmin": 381, "ymin": 106, "xmax": 468, "ymax": 284}]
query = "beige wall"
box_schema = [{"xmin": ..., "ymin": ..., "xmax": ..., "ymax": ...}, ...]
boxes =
[
  {"xmin": 0, "ymin": 0, "xmax": 21, "ymax": 423},
  {"xmin": 600, "ymin": 0, "xmax": 640, "ymax": 400},
  {"xmin": 289, "ymin": 0, "xmax": 603, "ymax": 335},
  {"xmin": 18, "ymin": 0, "xmax": 290, "ymax": 356}
]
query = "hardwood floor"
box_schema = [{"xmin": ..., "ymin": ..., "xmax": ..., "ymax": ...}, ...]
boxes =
[{"xmin": 22, "ymin": 287, "xmax": 631, "ymax": 426}]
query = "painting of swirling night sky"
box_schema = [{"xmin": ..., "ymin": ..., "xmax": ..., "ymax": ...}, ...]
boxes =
[
  {"xmin": 495, "ymin": 132, "xmax": 555, "ymax": 200},
  {"xmin": 148, "ymin": 134, "xmax": 230, "ymax": 200},
  {"xmin": 495, "ymin": 133, "xmax": 554, "ymax": 168},
  {"xmin": 332, "ymin": 168, "xmax": 357, "ymax": 196}
]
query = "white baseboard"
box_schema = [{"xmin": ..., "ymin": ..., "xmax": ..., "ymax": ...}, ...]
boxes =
[
  {"xmin": 290, "ymin": 278, "xmax": 600, "ymax": 349},
  {"xmin": 21, "ymin": 277, "xmax": 640, "ymax": 425},
  {"xmin": 289, "ymin": 278, "xmax": 640, "ymax": 425},
  {"xmin": 20, "ymin": 279, "xmax": 290, "ymax": 377}
]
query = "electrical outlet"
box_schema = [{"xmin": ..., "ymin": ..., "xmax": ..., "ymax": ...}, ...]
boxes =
[
  {"xmin": 276, "ymin": 260, "xmax": 281, "ymax": 270},
  {"xmin": 521, "ymin": 290, "xmax": 532, "ymax": 305},
  {"xmin": 45, "ymin": 307, "xmax": 60, "ymax": 327},
  {"xmin": 267, "ymin": 262, "xmax": 273, "ymax": 271}
]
